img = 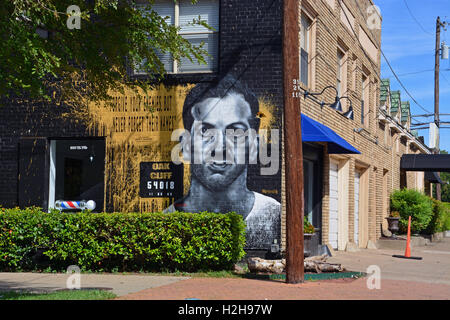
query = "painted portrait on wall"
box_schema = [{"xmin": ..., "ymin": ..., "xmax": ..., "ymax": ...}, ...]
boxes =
[
  {"xmin": 164, "ymin": 75, "xmax": 281, "ymax": 250},
  {"xmin": 84, "ymin": 73, "xmax": 281, "ymax": 250}
]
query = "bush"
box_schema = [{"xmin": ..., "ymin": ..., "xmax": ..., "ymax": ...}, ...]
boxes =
[
  {"xmin": 442, "ymin": 202, "xmax": 450, "ymax": 231},
  {"xmin": 390, "ymin": 189, "xmax": 433, "ymax": 234},
  {"xmin": 425, "ymin": 200, "xmax": 450, "ymax": 234},
  {"xmin": 0, "ymin": 208, "xmax": 246, "ymax": 272}
]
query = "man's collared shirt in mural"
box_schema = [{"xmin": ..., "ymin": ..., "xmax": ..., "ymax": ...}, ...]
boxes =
[{"xmin": 164, "ymin": 192, "xmax": 280, "ymax": 249}]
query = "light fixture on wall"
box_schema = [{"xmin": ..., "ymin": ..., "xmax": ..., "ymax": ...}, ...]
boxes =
[
  {"xmin": 304, "ymin": 85, "xmax": 343, "ymax": 112},
  {"xmin": 303, "ymin": 85, "xmax": 357, "ymax": 119},
  {"xmin": 329, "ymin": 97, "xmax": 343, "ymax": 112},
  {"xmin": 339, "ymin": 96, "xmax": 354, "ymax": 120}
]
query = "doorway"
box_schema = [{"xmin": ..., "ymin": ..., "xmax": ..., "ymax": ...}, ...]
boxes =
[
  {"xmin": 303, "ymin": 143, "xmax": 323, "ymax": 242},
  {"xmin": 48, "ymin": 139, "xmax": 105, "ymax": 212}
]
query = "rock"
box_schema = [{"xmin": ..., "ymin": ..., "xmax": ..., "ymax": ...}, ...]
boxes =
[
  {"xmin": 345, "ymin": 242, "xmax": 360, "ymax": 252},
  {"xmin": 382, "ymin": 227, "xmax": 392, "ymax": 238},
  {"xmin": 366, "ymin": 240, "xmax": 378, "ymax": 249}
]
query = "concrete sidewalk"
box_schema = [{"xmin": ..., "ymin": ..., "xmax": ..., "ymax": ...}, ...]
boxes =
[
  {"xmin": 0, "ymin": 238, "xmax": 449, "ymax": 299},
  {"xmin": 0, "ymin": 273, "xmax": 189, "ymax": 296},
  {"xmin": 327, "ymin": 237, "xmax": 450, "ymax": 285},
  {"xmin": 116, "ymin": 238, "xmax": 450, "ymax": 300}
]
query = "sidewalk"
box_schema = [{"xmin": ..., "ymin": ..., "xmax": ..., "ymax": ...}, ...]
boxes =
[
  {"xmin": 117, "ymin": 238, "xmax": 450, "ymax": 300},
  {"xmin": 0, "ymin": 273, "xmax": 189, "ymax": 297},
  {"xmin": 0, "ymin": 238, "xmax": 449, "ymax": 299},
  {"xmin": 326, "ymin": 237, "xmax": 450, "ymax": 286}
]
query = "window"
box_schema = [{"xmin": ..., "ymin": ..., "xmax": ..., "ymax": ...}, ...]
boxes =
[
  {"xmin": 337, "ymin": 50, "xmax": 344, "ymax": 97},
  {"xmin": 300, "ymin": 13, "xmax": 312, "ymax": 86},
  {"xmin": 336, "ymin": 46, "xmax": 347, "ymax": 99},
  {"xmin": 135, "ymin": 0, "xmax": 219, "ymax": 74},
  {"xmin": 351, "ymin": 54, "xmax": 357, "ymax": 91},
  {"xmin": 361, "ymin": 73, "xmax": 369, "ymax": 127}
]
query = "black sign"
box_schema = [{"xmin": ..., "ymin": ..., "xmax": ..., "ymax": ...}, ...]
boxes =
[{"xmin": 139, "ymin": 162, "xmax": 183, "ymax": 198}]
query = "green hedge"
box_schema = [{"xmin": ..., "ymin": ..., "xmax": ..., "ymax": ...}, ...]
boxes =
[
  {"xmin": 441, "ymin": 202, "xmax": 450, "ymax": 232},
  {"xmin": 390, "ymin": 189, "xmax": 433, "ymax": 234},
  {"xmin": 0, "ymin": 207, "xmax": 246, "ymax": 272},
  {"xmin": 426, "ymin": 199, "xmax": 450, "ymax": 234},
  {"xmin": 390, "ymin": 189, "xmax": 450, "ymax": 234}
]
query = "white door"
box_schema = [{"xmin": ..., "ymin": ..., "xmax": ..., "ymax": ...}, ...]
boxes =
[
  {"xmin": 329, "ymin": 161, "xmax": 339, "ymax": 249},
  {"xmin": 354, "ymin": 172, "xmax": 360, "ymax": 246}
]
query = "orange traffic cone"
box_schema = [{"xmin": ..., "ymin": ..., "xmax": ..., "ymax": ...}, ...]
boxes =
[
  {"xmin": 404, "ymin": 216, "xmax": 412, "ymax": 258},
  {"xmin": 393, "ymin": 216, "xmax": 422, "ymax": 260}
]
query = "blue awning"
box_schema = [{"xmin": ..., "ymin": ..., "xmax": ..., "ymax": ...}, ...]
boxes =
[{"xmin": 301, "ymin": 114, "xmax": 361, "ymax": 154}]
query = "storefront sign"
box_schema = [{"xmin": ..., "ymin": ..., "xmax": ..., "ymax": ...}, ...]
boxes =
[{"xmin": 139, "ymin": 162, "xmax": 183, "ymax": 198}]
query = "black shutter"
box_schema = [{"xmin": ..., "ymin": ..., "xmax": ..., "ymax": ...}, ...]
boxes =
[{"xmin": 18, "ymin": 138, "xmax": 48, "ymax": 209}]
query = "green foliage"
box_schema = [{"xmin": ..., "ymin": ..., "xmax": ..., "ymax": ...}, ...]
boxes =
[
  {"xmin": 0, "ymin": 0, "xmax": 209, "ymax": 101},
  {"xmin": 441, "ymin": 202, "xmax": 450, "ymax": 231},
  {"xmin": 304, "ymin": 217, "xmax": 315, "ymax": 234},
  {"xmin": 390, "ymin": 189, "xmax": 433, "ymax": 234},
  {"xmin": 425, "ymin": 199, "xmax": 450, "ymax": 234},
  {"xmin": 0, "ymin": 208, "xmax": 246, "ymax": 272},
  {"xmin": 432, "ymin": 150, "xmax": 450, "ymax": 202},
  {"xmin": 0, "ymin": 289, "xmax": 116, "ymax": 300},
  {"xmin": 389, "ymin": 211, "xmax": 400, "ymax": 218}
]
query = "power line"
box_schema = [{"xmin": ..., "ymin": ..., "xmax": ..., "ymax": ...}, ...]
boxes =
[
  {"xmin": 380, "ymin": 50, "xmax": 433, "ymax": 114},
  {"xmin": 351, "ymin": 0, "xmax": 433, "ymax": 115},
  {"xmin": 396, "ymin": 69, "xmax": 434, "ymax": 77},
  {"xmin": 441, "ymin": 71, "xmax": 450, "ymax": 86},
  {"xmin": 403, "ymin": 0, "xmax": 434, "ymax": 36}
]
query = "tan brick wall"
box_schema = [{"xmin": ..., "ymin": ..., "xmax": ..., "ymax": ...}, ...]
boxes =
[{"xmin": 280, "ymin": 0, "xmax": 428, "ymax": 252}]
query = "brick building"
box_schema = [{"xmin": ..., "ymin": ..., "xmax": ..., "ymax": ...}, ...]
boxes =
[
  {"xmin": 288, "ymin": 0, "xmax": 432, "ymax": 252},
  {"xmin": 0, "ymin": 0, "xmax": 434, "ymax": 256}
]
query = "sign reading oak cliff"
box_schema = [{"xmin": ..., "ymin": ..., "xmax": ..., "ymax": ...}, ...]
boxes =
[{"xmin": 139, "ymin": 162, "xmax": 183, "ymax": 199}]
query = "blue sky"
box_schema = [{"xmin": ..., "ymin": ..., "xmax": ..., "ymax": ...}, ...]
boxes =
[{"xmin": 375, "ymin": 0, "xmax": 450, "ymax": 152}]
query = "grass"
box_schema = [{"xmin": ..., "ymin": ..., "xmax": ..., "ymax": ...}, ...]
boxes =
[{"xmin": 0, "ymin": 289, "xmax": 116, "ymax": 300}]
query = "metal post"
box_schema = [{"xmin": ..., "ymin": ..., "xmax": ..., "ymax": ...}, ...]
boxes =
[{"xmin": 283, "ymin": 0, "xmax": 304, "ymax": 284}]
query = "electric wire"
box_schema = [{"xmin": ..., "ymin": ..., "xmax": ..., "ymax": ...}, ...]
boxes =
[
  {"xmin": 350, "ymin": 0, "xmax": 434, "ymax": 115},
  {"xmin": 403, "ymin": 0, "xmax": 434, "ymax": 36}
]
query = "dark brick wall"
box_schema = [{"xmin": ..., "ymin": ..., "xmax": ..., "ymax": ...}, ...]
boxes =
[
  {"xmin": 0, "ymin": 99, "xmax": 91, "ymax": 207},
  {"xmin": 0, "ymin": 0, "xmax": 284, "ymax": 208}
]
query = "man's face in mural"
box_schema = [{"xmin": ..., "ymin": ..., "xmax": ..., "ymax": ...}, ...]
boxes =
[{"xmin": 185, "ymin": 93, "xmax": 257, "ymax": 191}]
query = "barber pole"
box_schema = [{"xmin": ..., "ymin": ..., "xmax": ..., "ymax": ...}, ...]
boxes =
[{"xmin": 55, "ymin": 200, "xmax": 96, "ymax": 212}]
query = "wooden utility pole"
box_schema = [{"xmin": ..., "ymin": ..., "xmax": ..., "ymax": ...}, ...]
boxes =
[
  {"xmin": 283, "ymin": 0, "xmax": 304, "ymax": 283},
  {"xmin": 435, "ymin": 16, "xmax": 443, "ymax": 201}
]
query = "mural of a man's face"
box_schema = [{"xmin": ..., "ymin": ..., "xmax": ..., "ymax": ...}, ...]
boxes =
[{"xmin": 184, "ymin": 92, "xmax": 258, "ymax": 192}]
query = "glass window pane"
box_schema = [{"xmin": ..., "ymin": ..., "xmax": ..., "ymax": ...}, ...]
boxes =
[
  {"xmin": 179, "ymin": 0, "xmax": 219, "ymax": 33},
  {"xmin": 134, "ymin": 51, "xmax": 173, "ymax": 74},
  {"xmin": 301, "ymin": 14, "xmax": 310, "ymax": 51},
  {"xmin": 178, "ymin": 33, "xmax": 218, "ymax": 72},
  {"xmin": 300, "ymin": 49, "xmax": 308, "ymax": 85},
  {"xmin": 150, "ymin": 0, "xmax": 175, "ymax": 25},
  {"xmin": 134, "ymin": 1, "xmax": 175, "ymax": 73}
]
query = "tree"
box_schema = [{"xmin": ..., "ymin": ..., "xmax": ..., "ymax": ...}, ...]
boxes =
[
  {"xmin": 432, "ymin": 150, "xmax": 450, "ymax": 202},
  {"xmin": 0, "ymin": 0, "xmax": 210, "ymax": 102}
]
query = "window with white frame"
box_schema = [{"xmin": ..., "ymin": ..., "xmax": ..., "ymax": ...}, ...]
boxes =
[
  {"xmin": 135, "ymin": 0, "xmax": 219, "ymax": 74},
  {"xmin": 300, "ymin": 13, "xmax": 312, "ymax": 86},
  {"xmin": 337, "ymin": 48, "xmax": 347, "ymax": 98}
]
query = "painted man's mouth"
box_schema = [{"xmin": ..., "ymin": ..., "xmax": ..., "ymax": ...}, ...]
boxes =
[{"xmin": 208, "ymin": 161, "xmax": 232, "ymax": 172}]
